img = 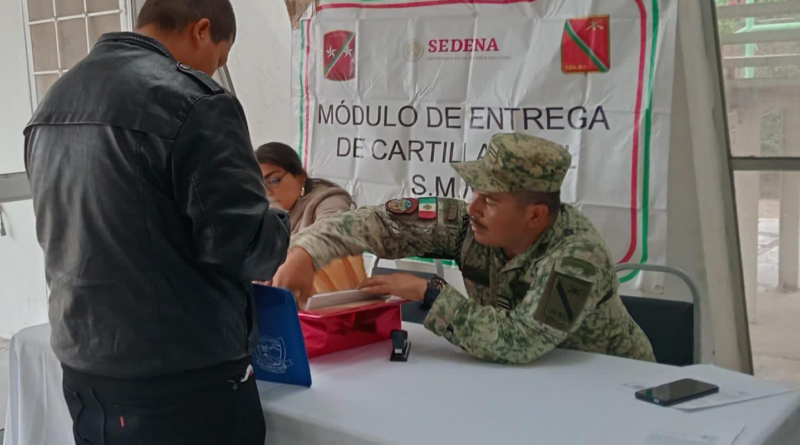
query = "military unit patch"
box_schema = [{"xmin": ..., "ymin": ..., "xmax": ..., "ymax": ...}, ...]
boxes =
[
  {"xmin": 386, "ymin": 198, "xmax": 418, "ymax": 215},
  {"xmin": 437, "ymin": 198, "xmax": 462, "ymax": 228},
  {"xmin": 446, "ymin": 201, "xmax": 459, "ymax": 222},
  {"xmin": 562, "ymin": 15, "xmax": 610, "ymax": 74},
  {"xmin": 535, "ymin": 268, "xmax": 593, "ymax": 332}
]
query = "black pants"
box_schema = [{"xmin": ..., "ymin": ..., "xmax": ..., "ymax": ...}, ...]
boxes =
[{"xmin": 61, "ymin": 358, "xmax": 266, "ymax": 445}]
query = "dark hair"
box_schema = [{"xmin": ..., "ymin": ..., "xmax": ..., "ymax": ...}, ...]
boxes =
[
  {"xmin": 136, "ymin": 0, "xmax": 236, "ymax": 43},
  {"xmin": 255, "ymin": 142, "xmax": 336, "ymax": 193},
  {"xmin": 513, "ymin": 191, "xmax": 562, "ymax": 219}
]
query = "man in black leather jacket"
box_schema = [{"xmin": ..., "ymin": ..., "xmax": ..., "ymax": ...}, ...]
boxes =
[{"xmin": 24, "ymin": 1, "xmax": 288, "ymax": 443}]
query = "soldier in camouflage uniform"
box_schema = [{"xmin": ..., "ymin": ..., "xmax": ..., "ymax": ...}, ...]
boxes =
[{"xmin": 274, "ymin": 133, "xmax": 655, "ymax": 364}]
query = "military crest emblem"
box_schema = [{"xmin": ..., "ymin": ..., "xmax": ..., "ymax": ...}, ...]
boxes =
[
  {"xmin": 386, "ymin": 198, "xmax": 418, "ymax": 214},
  {"xmin": 324, "ymin": 30, "xmax": 356, "ymax": 81},
  {"xmin": 562, "ymin": 15, "xmax": 610, "ymax": 74}
]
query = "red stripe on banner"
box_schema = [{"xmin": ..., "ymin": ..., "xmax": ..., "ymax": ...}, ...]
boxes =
[
  {"xmin": 318, "ymin": 0, "xmax": 538, "ymax": 11},
  {"xmin": 304, "ymin": 22, "xmax": 311, "ymax": 170},
  {"xmin": 619, "ymin": 0, "xmax": 647, "ymax": 265}
]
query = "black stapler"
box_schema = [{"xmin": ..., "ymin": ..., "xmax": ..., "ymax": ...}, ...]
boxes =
[{"xmin": 390, "ymin": 329, "xmax": 411, "ymax": 362}]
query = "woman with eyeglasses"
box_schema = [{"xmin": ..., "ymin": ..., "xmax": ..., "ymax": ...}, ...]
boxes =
[{"xmin": 256, "ymin": 142, "xmax": 354, "ymax": 234}]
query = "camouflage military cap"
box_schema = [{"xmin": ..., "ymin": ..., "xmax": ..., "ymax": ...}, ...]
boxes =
[{"xmin": 451, "ymin": 133, "xmax": 572, "ymax": 193}]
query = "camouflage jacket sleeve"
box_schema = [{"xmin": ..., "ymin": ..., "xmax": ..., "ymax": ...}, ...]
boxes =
[
  {"xmin": 424, "ymin": 237, "xmax": 611, "ymax": 364},
  {"xmin": 291, "ymin": 198, "xmax": 468, "ymax": 270}
]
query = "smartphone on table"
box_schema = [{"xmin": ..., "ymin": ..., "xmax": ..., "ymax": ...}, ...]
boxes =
[{"xmin": 635, "ymin": 378, "xmax": 719, "ymax": 407}]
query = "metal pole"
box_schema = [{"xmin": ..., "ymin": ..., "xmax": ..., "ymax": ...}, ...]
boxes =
[
  {"xmin": 732, "ymin": 108, "xmax": 762, "ymax": 323},
  {"xmin": 745, "ymin": 0, "xmax": 755, "ymax": 79},
  {"xmin": 779, "ymin": 108, "xmax": 800, "ymax": 292}
]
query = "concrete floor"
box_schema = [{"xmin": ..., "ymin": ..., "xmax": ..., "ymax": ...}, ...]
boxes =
[
  {"xmin": 749, "ymin": 291, "xmax": 800, "ymax": 388},
  {"xmin": 751, "ymin": 216, "xmax": 800, "ymax": 388}
]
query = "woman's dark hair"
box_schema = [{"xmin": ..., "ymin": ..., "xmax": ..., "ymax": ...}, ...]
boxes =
[{"xmin": 255, "ymin": 142, "xmax": 336, "ymax": 193}]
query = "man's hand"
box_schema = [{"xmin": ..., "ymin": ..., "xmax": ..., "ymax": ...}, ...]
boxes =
[
  {"xmin": 358, "ymin": 273, "xmax": 428, "ymax": 301},
  {"xmin": 272, "ymin": 248, "xmax": 316, "ymax": 307}
]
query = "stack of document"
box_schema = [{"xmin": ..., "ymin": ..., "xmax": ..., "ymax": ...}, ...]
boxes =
[
  {"xmin": 304, "ymin": 255, "xmax": 403, "ymax": 315},
  {"xmin": 304, "ymin": 289, "xmax": 402, "ymax": 313}
]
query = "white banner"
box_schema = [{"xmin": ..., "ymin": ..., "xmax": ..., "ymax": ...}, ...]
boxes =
[{"xmin": 291, "ymin": 0, "xmax": 677, "ymax": 290}]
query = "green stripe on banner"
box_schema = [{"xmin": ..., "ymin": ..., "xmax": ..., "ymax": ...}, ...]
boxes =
[
  {"xmin": 621, "ymin": 0, "xmax": 659, "ymax": 284},
  {"xmin": 565, "ymin": 21, "xmax": 609, "ymax": 73},
  {"xmin": 298, "ymin": 21, "xmax": 306, "ymax": 161},
  {"xmin": 324, "ymin": 33, "xmax": 355, "ymax": 77}
]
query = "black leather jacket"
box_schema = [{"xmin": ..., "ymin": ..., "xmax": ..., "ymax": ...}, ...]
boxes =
[{"xmin": 24, "ymin": 33, "xmax": 290, "ymax": 378}]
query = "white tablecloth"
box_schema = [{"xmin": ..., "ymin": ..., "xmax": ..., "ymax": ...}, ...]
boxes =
[
  {"xmin": 5, "ymin": 323, "xmax": 800, "ymax": 445},
  {"xmin": 258, "ymin": 323, "xmax": 800, "ymax": 445},
  {"xmin": 3, "ymin": 324, "xmax": 73, "ymax": 445}
]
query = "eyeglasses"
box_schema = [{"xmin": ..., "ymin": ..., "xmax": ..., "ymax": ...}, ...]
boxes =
[{"xmin": 264, "ymin": 172, "xmax": 288, "ymax": 189}]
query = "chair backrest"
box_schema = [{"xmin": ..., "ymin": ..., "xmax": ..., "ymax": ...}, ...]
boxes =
[
  {"xmin": 615, "ymin": 263, "xmax": 707, "ymax": 366},
  {"xmin": 371, "ymin": 266, "xmax": 434, "ymax": 324},
  {"xmin": 620, "ymin": 296, "xmax": 694, "ymax": 366}
]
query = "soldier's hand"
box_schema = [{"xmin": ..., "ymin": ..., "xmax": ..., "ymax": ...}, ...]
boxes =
[
  {"xmin": 273, "ymin": 248, "xmax": 316, "ymax": 306},
  {"xmin": 358, "ymin": 273, "xmax": 428, "ymax": 301}
]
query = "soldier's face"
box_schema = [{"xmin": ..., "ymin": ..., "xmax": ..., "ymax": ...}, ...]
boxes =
[{"xmin": 468, "ymin": 191, "xmax": 550, "ymax": 253}]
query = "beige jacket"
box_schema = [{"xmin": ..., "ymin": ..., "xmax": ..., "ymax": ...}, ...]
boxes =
[{"xmin": 289, "ymin": 182, "xmax": 354, "ymax": 234}]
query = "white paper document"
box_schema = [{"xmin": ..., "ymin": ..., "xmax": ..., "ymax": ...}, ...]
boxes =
[
  {"xmin": 623, "ymin": 365, "xmax": 796, "ymax": 411},
  {"xmin": 641, "ymin": 424, "xmax": 745, "ymax": 445},
  {"xmin": 304, "ymin": 290, "xmax": 400, "ymax": 311}
]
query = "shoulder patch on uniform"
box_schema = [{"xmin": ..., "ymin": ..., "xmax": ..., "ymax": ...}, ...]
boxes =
[
  {"xmin": 385, "ymin": 198, "xmax": 428, "ymax": 224},
  {"xmin": 555, "ymin": 256, "xmax": 597, "ymax": 282},
  {"xmin": 419, "ymin": 197, "xmax": 437, "ymax": 220},
  {"xmin": 177, "ymin": 62, "xmax": 224, "ymax": 94},
  {"xmin": 386, "ymin": 198, "xmax": 418, "ymax": 215},
  {"xmin": 534, "ymin": 266, "xmax": 594, "ymax": 332},
  {"xmin": 437, "ymin": 198, "xmax": 464, "ymax": 228}
]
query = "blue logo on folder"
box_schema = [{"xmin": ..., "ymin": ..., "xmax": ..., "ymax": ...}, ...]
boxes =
[{"xmin": 251, "ymin": 285, "xmax": 312, "ymax": 387}]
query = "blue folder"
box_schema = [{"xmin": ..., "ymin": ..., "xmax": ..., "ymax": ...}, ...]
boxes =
[{"xmin": 251, "ymin": 285, "xmax": 312, "ymax": 387}]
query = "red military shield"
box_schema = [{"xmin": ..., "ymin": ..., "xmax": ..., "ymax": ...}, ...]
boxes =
[
  {"xmin": 562, "ymin": 15, "xmax": 611, "ymax": 74},
  {"xmin": 323, "ymin": 30, "xmax": 356, "ymax": 81}
]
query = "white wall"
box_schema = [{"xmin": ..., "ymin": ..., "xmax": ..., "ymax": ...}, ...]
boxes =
[
  {"xmin": 0, "ymin": 0, "xmax": 32, "ymax": 174},
  {"xmin": 227, "ymin": 0, "xmax": 293, "ymax": 147},
  {"xmin": 0, "ymin": 0, "xmax": 48, "ymax": 339}
]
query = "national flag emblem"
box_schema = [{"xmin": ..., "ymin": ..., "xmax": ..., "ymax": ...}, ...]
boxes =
[
  {"xmin": 419, "ymin": 197, "xmax": 437, "ymax": 220},
  {"xmin": 323, "ymin": 30, "xmax": 356, "ymax": 81},
  {"xmin": 562, "ymin": 15, "xmax": 610, "ymax": 74}
]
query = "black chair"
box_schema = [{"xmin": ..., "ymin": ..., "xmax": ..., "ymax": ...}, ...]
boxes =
[{"xmin": 616, "ymin": 264, "xmax": 702, "ymax": 366}]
